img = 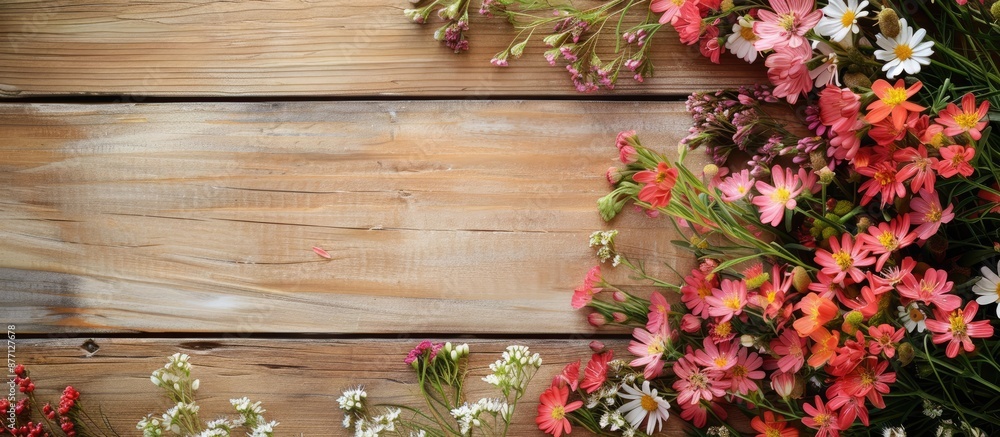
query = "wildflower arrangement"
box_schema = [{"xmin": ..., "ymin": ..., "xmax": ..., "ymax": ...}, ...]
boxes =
[
  {"xmin": 136, "ymin": 353, "xmax": 278, "ymax": 437},
  {"xmin": 1, "ymin": 365, "xmax": 117, "ymax": 437},
  {"xmin": 338, "ymin": 341, "xmax": 542, "ymax": 436}
]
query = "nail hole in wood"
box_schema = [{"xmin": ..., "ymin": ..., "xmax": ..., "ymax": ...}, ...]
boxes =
[{"xmin": 81, "ymin": 339, "xmax": 100, "ymax": 356}]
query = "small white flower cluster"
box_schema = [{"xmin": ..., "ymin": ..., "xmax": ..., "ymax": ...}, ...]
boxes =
[
  {"xmin": 707, "ymin": 426, "xmax": 732, "ymax": 437},
  {"xmin": 247, "ymin": 420, "xmax": 279, "ymax": 437},
  {"xmin": 482, "ymin": 345, "xmax": 542, "ymax": 396},
  {"xmin": 197, "ymin": 418, "xmax": 236, "ymax": 437},
  {"xmin": 230, "ymin": 397, "xmax": 276, "ymax": 435},
  {"xmin": 151, "ymin": 353, "xmax": 200, "ymax": 396},
  {"xmin": 598, "ymin": 410, "xmax": 628, "ymax": 432},
  {"xmin": 350, "ymin": 407, "xmax": 401, "ymax": 437},
  {"xmin": 163, "ymin": 402, "xmax": 201, "ymax": 434},
  {"xmin": 136, "ymin": 415, "xmax": 164, "ymax": 437},
  {"xmin": 883, "ymin": 426, "xmax": 906, "ymax": 437},
  {"xmin": 586, "ymin": 385, "xmax": 620, "ymax": 409},
  {"xmin": 443, "ymin": 342, "xmax": 470, "ymax": 362},
  {"xmin": 410, "ymin": 431, "xmax": 426, "ymax": 437},
  {"xmin": 589, "ymin": 230, "xmax": 620, "ymax": 265},
  {"xmin": 450, "ymin": 398, "xmax": 512, "ymax": 435},
  {"xmin": 923, "ymin": 399, "xmax": 943, "ymax": 419},
  {"xmin": 338, "ymin": 387, "xmax": 368, "ymax": 412}
]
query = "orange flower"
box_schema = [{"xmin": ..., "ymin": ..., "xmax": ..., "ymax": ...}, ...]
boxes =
[
  {"xmin": 865, "ymin": 79, "xmax": 925, "ymax": 130},
  {"xmin": 808, "ymin": 327, "xmax": 840, "ymax": 368},
  {"xmin": 793, "ymin": 293, "xmax": 838, "ymax": 337}
]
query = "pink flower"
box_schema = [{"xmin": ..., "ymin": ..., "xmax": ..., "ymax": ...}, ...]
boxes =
[
  {"xmin": 752, "ymin": 165, "xmax": 804, "ymax": 226},
  {"xmin": 908, "ymin": 189, "xmax": 955, "ymax": 241},
  {"xmin": 679, "ymin": 397, "xmax": 727, "ymax": 428},
  {"xmin": 894, "ymin": 145, "xmax": 937, "ymax": 193},
  {"xmin": 581, "ymin": 350, "xmax": 613, "ymax": 394},
  {"xmin": 717, "ymin": 169, "xmax": 755, "ymax": 202},
  {"xmin": 753, "ymin": 0, "xmax": 823, "ymax": 51},
  {"xmin": 699, "ymin": 25, "xmax": 723, "ymax": 64},
  {"xmin": 693, "ymin": 338, "xmax": 739, "ymax": 371},
  {"xmin": 837, "ymin": 357, "xmax": 895, "ymax": 409},
  {"xmin": 619, "ymin": 145, "xmax": 638, "ymax": 164},
  {"xmin": 934, "ymin": 145, "xmax": 975, "ymax": 178},
  {"xmin": 628, "ymin": 322, "xmax": 672, "ymax": 379},
  {"xmin": 770, "ymin": 371, "xmax": 796, "ymax": 399},
  {"xmin": 765, "ymin": 44, "xmax": 814, "ymax": 104},
  {"xmin": 633, "ymin": 162, "xmax": 679, "ymax": 208},
  {"xmin": 926, "ymin": 301, "xmax": 995, "ymax": 358},
  {"xmin": 935, "ymin": 92, "xmax": 990, "ymax": 140},
  {"xmin": 672, "ymin": 356, "xmax": 730, "ymax": 405},
  {"xmin": 650, "ymin": 0, "xmax": 688, "ymax": 24},
  {"xmin": 672, "ymin": 2, "xmax": 704, "ymax": 45},
  {"xmin": 865, "ymin": 79, "xmax": 925, "ymax": 130},
  {"xmin": 571, "ymin": 266, "xmax": 603, "ymax": 309},
  {"xmin": 858, "ymin": 215, "xmax": 917, "ymax": 271},
  {"xmin": 553, "ymin": 360, "xmax": 581, "ymax": 391},
  {"xmin": 725, "ymin": 346, "xmax": 765, "ymax": 395},
  {"xmin": 819, "ymin": 86, "xmax": 861, "ymax": 132},
  {"xmin": 647, "ymin": 292, "xmax": 671, "ymax": 332},
  {"xmin": 802, "ymin": 395, "xmax": 843, "ymax": 437},
  {"xmin": 855, "ymin": 161, "xmax": 906, "ymax": 207},
  {"xmin": 771, "ymin": 327, "xmax": 807, "ymax": 373},
  {"xmin": 814, "ymin": 234, "xmax": 875, "ymax": 285},
  {"xmin": 681, "ymin": 267, "xmax": 718, "ymax": 318},
  {"xmin": 897, "ymin": 268, "xmax": 961, "ymax": 312},
  {"xmin": 536, "ymin": 384, "xmax": 583, "ymax": 437},
  {"xmin": 681, "ymin": 313, "xmax": 702, "ymax": 333},
  {"xmin": 867, "ymin": 324, "xmax": 905, "ymax": 358},
  {"xmin": 704, "ymin": 278, "xmax": 748, "ymax": 322}
]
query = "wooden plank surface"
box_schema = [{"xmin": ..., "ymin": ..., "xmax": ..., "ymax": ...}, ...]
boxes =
[
  {"xmin": 0, "ymin": 0, "xmax": 764, "ymax": 97},
  {"xmin": 15, "ymin": 337, "xmax": 697, "ymax": 436},
  {"xmin": 0, "ymin": 101, "xmax": 698, "ymax": 335}
]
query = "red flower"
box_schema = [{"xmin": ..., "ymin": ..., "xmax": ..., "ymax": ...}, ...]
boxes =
[
  {"xmin": 935, "ymin": 92, "xmax": 990, "ymax": 140},
  {"xmin": 581, "ymin": 350, "xmax": 613, "ymax": 394},
  {"xmin": 802, "ymin": 395, "xmax": 843, "ymax": 437},
  {"xmin": 571, "ymin": 266, "xmax": 603, "ymax": 309},
  {"xmin": 536, "ymin": 384, "xmax": 583, "ymax": 437},
  {"xmin": 751, "ymin": 411, "xmax": 799, "ymax": 437},
  {"xmin": 553, "ymin": 360, "xmax": 580, "ymax": 391},
  {"xmin": 925, "ymin": 301, "xmax": 995, "ymax": 358},
  {"xmin": 633, "ymin": 162, "xmax": 679, "ymax": 208},
  {"xmin": 934, "ymin": 144, "xmax": 975, "ymax": 178},
  {"xmin": 867, "ymin": 324, "xmax": 905, "ymax": 358},
  {"xmin": 855, "ymin": 161, "xmax": 906, "ymax": 207}
]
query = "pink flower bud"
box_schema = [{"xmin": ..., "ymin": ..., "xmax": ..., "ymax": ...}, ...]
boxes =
[
  {"xmin": 680, "ymin": 313, "xmax": 702, "ymax": 333},
  {"xmin": 771, "ymin": 371, "xmax": 796, "ymax": 399},
  {"xmin": 616, "ymin": 130, "xmax": 637, "ymax": 150},
  {"xmin": 612, "ymin": 291, "xmax": 627, "ymax": 302},
  {"xmin": 619, "ymin": 145, "xmax": 637, "ymax": 164},
  {"xmin": 587, "ymin": 312, "xmax": 607, "ymax": 327},
  {"xmin": 612, "ymin": 312, "xmax": 628, "ymax": 323},
  {"xmin": 606, "ymin": 167, "xmax": 622, "ymax": 185},
  {"xmin": 589, "ymin": 340, "xmax": 605, "ymax": 352}
]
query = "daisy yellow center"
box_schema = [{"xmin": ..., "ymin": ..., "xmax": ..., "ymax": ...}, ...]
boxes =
[
  {"xmin": 723, "ymin": 295, "xmax": 742, "ymax": 310},
  {"xmin": 908, "ymin": 307, "xmax": 925, "ymax": 322},
  {"xmin": 929, "ymin": 132, "xmax": 947, "ymax": 148},
  {"xmin": 550, "ymin": 405, "xmax": 566, "ymax": 421},
  {"xmin": 894, "ymin": 44, "xmax": 913, "ymax": 61},
  {"xmin": 949, "ymin": 311, "xmax": 967, "ymax": 337},
  {"xmin": 770, "ymin": 187, "xmax": 791, "ymax": 204},
  {"xmin": 995, "ymin": 282, "xmax": 1000, "ymax": 298},
  {"xmin": 875, "ymin": 168, "xmax": 895, "ymax": 186},
  {"xmin": 647, "ymin": 338, "xmax": 665, "ymax": 356},
  {"xmin": 698, "ymin": 285, "xmax": 713, "ymax": 298},
  {"xmin": 832, "ymin": 250, "xmax": 854, "ymax": 270},
  {"xmin": 778, "ymin": 13, "xmax": 796, "ymax": 31},
  {"xmin": 766, "ymin": 429, "xmax": 782, "ymax": 437},
  {"xmin": 765, "ymin": 290, "xmax": 777, "ymax": 305},
  {"xmin": 954, "ymin": 113, "xmax": 981, "ymax": 130},
  {"xmin": 859, "ymin": 369, "xmax": 876, "ymax": 387},
  {"xmin": 951, "ymin": 154, "xmax": 966, "ymax": 166},
  {"xmin": 688, "ymin": 372, "xmax": 708, "ymax": 389},
  {"xmin": 731, "ymin": 364, "xmax": 748, "ymax": 378},
  {"xmin": 714, "ymin": 357, "xmax": 730, "ymax": 368},
  {"xmin": 840, "ymin": 10, "xmax": 856, "ymax": 28},
  {"xmin": 740, "ymin": 25, "xmax": 758, "ymax": 42},
  {"xmin": 671, "ymin": 0, "xmax": 684, "ymax": 6},
  {"xmin": 877, "ymin": 231, "xmax": 898, "ymax": 250},
  {"xmin": 737, "ymin": 185, "xmax": 747, "ymax": 194},
  {"xmin": 813, "ymin": 413, "xmax": 833, "ymax": 426},
  {"xmin": 641, "ymin": 394, "xmax": 659, "ymax": 412},
  {"xmin": 882, "ymin": 87, "xmax": 909, "ymax": 107},
  {"xmin": 924, "ymin": 205, "xmax": 942, "ymax": 223},
  {"xmin": 714, "ymin": 322, "xmax": 732, "ymax": 337}
]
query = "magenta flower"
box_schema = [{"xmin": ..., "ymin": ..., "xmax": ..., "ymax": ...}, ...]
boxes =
[
  {"xmin": 752, "ymin": 165, "xmax": 804, "ymax": 227},
  {"xmin": 908, "ymin": 189, "xmax": 955, "ymax": 241},
  {"xmin": 753, "ymin": 0, "xmax": 823, "ymax": 51},
  {"xmin": 814, "ymin": 233, "xmax": 875, "ymax": 285},
  {"xmin": 897, "ymin": 268, "xmax": 961, "ymax": 312}
]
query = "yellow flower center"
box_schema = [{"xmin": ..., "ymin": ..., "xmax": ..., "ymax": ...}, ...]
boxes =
[
  {"xmin": 698, "ymin": 285, "xmax": 713, "ymax": 298},
  {"xmin": 924, "ymin": 205, "xmax": 942, "ymax": 223},
  {"xmin": 859, "ymin": 368, "xmax": 876, "ymax": 387},
  {"xmin": 671, "ymin": 0, "xmax": 685, "ymax": 6},
  {"xmin": 714, "ymin": 322, "xmax": 732, "ymax": 337},
  {"xmin": 995, "ymin": 282, "xmax": 1000, "ymax": 299},
  {"xmin": 951, "ymin": 153, "xmax": 966, "ymax": 167},
  {"xmin": 840, "ymin": 10, "xmax": 856, "ymax": 28},
  {"xmin": 656, "ymin": 171, "xmax": 669, "ymax": 184},
  {"xmin": 949, "ymin": 311, "xmax": 967, "ymax": 336},
  {"xmin": 771, "ymin": 187, "xmax": 791, "ymax": 204},
  {"xmin": 779, "ymin": 14, "xmax": 796, "ymax": 31},
  {"xmin": 953, "ymin": 112, "xmax": 981, "ymax": 130},
  {"xmin": 551, "ymin": 405, "xmax": 566, "ymax": 421},
  {"xmin": 877, "ymin": 231, "xmax": 898, "ymax": 250},
  {"xmin": 813, "ymin": 413, "xmax": 832, "ymax": 426},
  {"xmin": 894, "ymin": 44, "xmax": 913, "ymax": 61},
  {"xmin": 723, "ymin": 295, "xmax": 743, "ymax": 310},
  {"xmin": 740, "ymin": 25, "xmax": 758, "ymax": 42},
  {"xmin": 929, "ymin": 132, "xmax": 947, "ymax": 148},
  {"xmin": 882, "ymin": 87, "xmax": 909, "ymax": 107},
  {"xmin": 641, "ymin": 394, "xmax": 660, "ymax": 412},
  {"xmin": 647, "ymin": 337, "xmax": 665, "ymax": 356},
  {"xmin": 908, "ymin": 306, "xmax": 925, "ymax": 322},
  {"xmin": 767, "ymin": 429, "xmax": 782, "ymax": 437},
  {"xmin": 832, "ymin": 250, "xmax": 853, "ymax": 270},
  {"xmin": 875, "ymin": 168, "xmax": 895, "ymax": 187},
  {"xmin": 714, "ymin": 356, "xmax": 730, "ymax": 368},
  {"xmin": 731, "ymin": 364, "xmax": 748, "ymax": 378}
]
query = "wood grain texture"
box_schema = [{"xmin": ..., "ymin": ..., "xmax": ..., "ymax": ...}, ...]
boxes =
[
  {"xmin": 0, "ymin": 101, "xmax": 701, "ymax": 334},
  {"xmin": 0, "ymin": 0, "xmax": 765, "ymax": 97},
  {"xmin": 17, "ymin": 338, "xmax": 696, "ymax": 436}
]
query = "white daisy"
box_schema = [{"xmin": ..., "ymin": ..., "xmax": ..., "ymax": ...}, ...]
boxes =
[
  {"xmin": 874, "ymin": 18, "xmax": 934, "ymax": 79},
  {"xmin": 898, "ymin": 302, "xmax": 928, "ymax": 333},
  {"xmin": 883, "ymin": 426, "xmax": 907, "ymax": 437},
  {"xmin": 618, "ymin": 381, "xmax": 670, "ymax": 435},
  {"xmin": 726, "ymin": 16, "xmax": 760, "ymax": 63},
  {"xmin": 973, "ymin": 260, "xmax": 1000, "ymax": 317},
  {"xmin": 816, "ymin": 0, "xmax": 869, "ymax": 43},
  {"xmin": 810, "ymin": 41, "xmax": 841, "ymax": 87}
]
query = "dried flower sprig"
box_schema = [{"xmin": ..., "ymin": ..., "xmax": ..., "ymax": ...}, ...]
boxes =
[{"xmin": 0, "ymin": 365, "xmax": 120, "ymax": 437}]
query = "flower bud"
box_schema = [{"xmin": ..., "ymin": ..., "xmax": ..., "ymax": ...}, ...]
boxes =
[
  {"xmin": 619, "ymin": 145, "xmax": 638, "ymax": 164},
  {"xmin": 681, "ymin": 313, "xmax": 702, "ymax": 333},
  {"xmin": 606, "ymin": 167, "xmax": 622, "ymax": 185},
  {"xmin": 791, "ymin": 266, "xmax": 811, "ymax": 293},
  {"xmin": 877, "ymin": 9, "xmax": 900, "ymax": 38},
  {"xmin": 770, "ymin": 372, "xmax": 795, "ymax": 399},
  {"xmin": 817, "ymin": 167, "xmax": 835, "ymax": 185},
  {"xmin": 720, "ymin": 0, "xmax": 735, "ymax": 10},
  {"xmin": 612, "ymin": 291, "xmax": 627, "ymax": 302},
  {"xmin": 589, "ymin": 340, "xmax": 605, "ymax": 352},
  {"xmin": 897, "ymin": 342, "xmax": 915, "ymax": 366},
  {"xmin": 703, "ymin": 164, "xmax": 719, "ymax": 178},
  {"xmin": 587, "ymin": 312, "xmax": 607, "ymax": 327},
  {"xmin": 856, "ymin": 216, "xmax": 873, "ymax": 233},
  {"xmin": 843, "ymin": 72, "xmax": 872, "ymax": 89},
  {"xmin": 845, "ymin": 310, "xmax": 865, "ymax": 326},
  {"xmin": 612, "ymin": 312, "xmax": 628, "ymax": 323},
  {"xmin": 191, "ymin": 379, "xmax": 200, "ymax": 391},
  {"xmin": 992, "ymin": 1, "xmax": 1000, "ymax": 21},
  {"xmin": 616, "ymin": 130, "xmax": 638, "ymax": 150},
  {"xmin": 451, "ymin": 350, "xmax": 459, "ymax": 361},
  {"xmin": 740, "ymin": 334, "xmax": 755, "ymax": 348}
]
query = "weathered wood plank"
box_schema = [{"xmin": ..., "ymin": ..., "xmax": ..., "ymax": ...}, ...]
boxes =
[
  {"xmin": 0, "ymin": 101, "xmax": 699, "ymax": 334},
  {"xmin": 17, "ymin": 338, "xmax": 689, "ymax": 436},
  {"xmin": 0, "ymin": 0, "xmax": 764, "ymax": 97}
]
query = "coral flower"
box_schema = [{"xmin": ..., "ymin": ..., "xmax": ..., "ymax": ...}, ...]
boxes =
[
  {"xmin": 867, "ymin": 324, "xmax": 905, "ymax": 358},
  {"xmin": 581, "ymin": 350, "xmax": 613, "ymax": 394},
  {"xmin": 864, "ymin": 79, "xmax": 925, "ymax": 130},
  {"xmin": 672, "ymin": 356, "xmax": 730, "ymax": 405},
  {"xmin": 553, "ymin": 360, "xmax": 580, "ymax": 391},
  {"xmin": 802, "ymin": 395, "xmax": 843, "ymax": 437},
  {"xmin": 893, "ymin": 145, "xmax": 937, "ymax": 193},
  {"xmin": 633, "ymin": 162, "xmax": 679, "ymax": 208},
  {"xmin": 751, "ymin": 411, "xmax": 799, "ymax": 437},
  {"xmin": 536, "ymin": 384, "xmax": 583, "ymax": 437},
  {"xmin": 717, "ymin": 169, "xmax": 755, "ymax": 202},
  {"xmin": 693, "ymin": 338, "xmax": 739, "ymax": 372},
  {"xmin": 908, "ymin": 189, "xmax": 955, "ymax": 241},
  {"xmin": 571, "ymin": 266, "xmax": 603, "ymax": 309},
  {"xmin": 650, "ymin": 0, "xmax": 688, "ymax": 25},
  {"xmin": 771, "ymin": 327, "xmax": 807, "ymax": 373},
  {"xmin": 681, "ymin": 267, "xmax": 718, "ymax": 318},
  {"xmin": 897, "ymin": 268, "xmax": 960, "ymax": 312},
  {"xmin": 926, "ymin": 301, "xmax": 995, "ymax": 358},
  {"xmin": 808, "ymin": 327, "xmax": 840, "ymax": 368},
  {"xmin": 705, "ymin": 279, "xmax": 749, "ymax": 322},
  {"xmin": 935, "ymin": 92, "xmax": 990, "ymax": 140},
  {"xmin": 628, "ymin": 322, "xmax": 672, "ymax": 379},
  {"xmin": 765, "ymin": 44, "xmax": 815, "ymax": 104},
  {"xmin": 855, "ymin": 161, "xmax": 906, "ymax": 207},
  {"xmin": 752, "ymin": 165, "xmax": 804, "ymax": 226},
  {"xmin": 753, "ymin": 0, "xmax": 823, "ymax": 51},
  {"xmin": 819, "ymin": 85, "xmax": 862, "ymax": 133},
  {"xmin": 934, "ymin": 145, "xmax": 975, "ymax": 178},
  {"xmin": 858, "ymin": 215, "xmax": 916, "ymax": 271},
  {"xmin": 725, "ymin": 346, "xmax": 765, "ymax": 395},
  {"xmin": 647, "ymin": 292, "xmax": 671, "ymax": 332},
  {"xmin": 814, "ymin": 233, "xmax": 875, "ymax": 285},
  {"xmin": 839, "ymin": 357, "xmax": 895, "ymax": 408},
  {"xmin": 794, "ymin": 292, "xmax": 839, "ymax": 337}
]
